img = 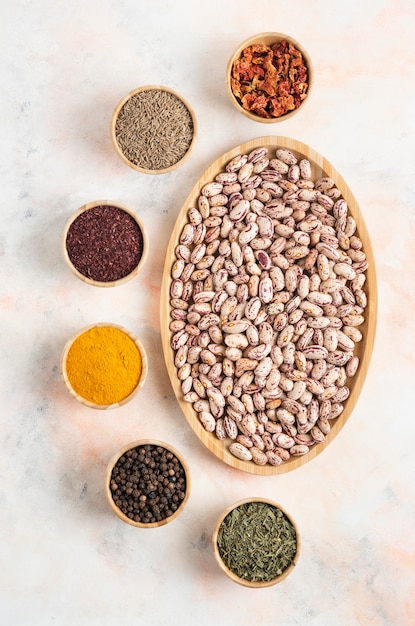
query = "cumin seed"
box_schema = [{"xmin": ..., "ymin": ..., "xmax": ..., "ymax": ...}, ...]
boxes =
[{"xmin": 115, "ymin": 89, "xmax": 194, "ymax": 170}]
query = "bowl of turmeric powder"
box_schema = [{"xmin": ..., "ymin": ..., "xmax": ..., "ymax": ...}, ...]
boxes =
[{"xmin": 61, "ymin": 323, "xmax": 148, "ymax": 409}]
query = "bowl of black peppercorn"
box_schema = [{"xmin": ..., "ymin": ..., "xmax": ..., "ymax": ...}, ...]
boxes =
[{"xmin": 105, "ymin": 440, "xmax": 191, "ymax": 528}]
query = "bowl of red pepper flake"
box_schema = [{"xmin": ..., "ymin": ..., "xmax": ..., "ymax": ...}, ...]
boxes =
[
  {"xmin": 226, "ymin": 32, "xmax": 313, "ymax": 122},
  {"xmin": 62, "ymin": 200, "xmax": 148, "ymax": 287}
]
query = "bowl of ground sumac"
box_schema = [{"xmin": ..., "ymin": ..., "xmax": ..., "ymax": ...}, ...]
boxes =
[
  {"xmin": 226, "ymin": 32, "xmax": 313, "ymax": 122},
  {"xmin": 110, "ymin": 85, "xmax": 198, "ymax": 174},
  {"xmin": 62, "ymin": 200, "xmax": 148, "ymax": 287}
]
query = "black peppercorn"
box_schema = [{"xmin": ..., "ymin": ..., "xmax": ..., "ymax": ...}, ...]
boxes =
[{"xmin": 109, "ymin": 444, "xmax": 187, "ymax": 524}]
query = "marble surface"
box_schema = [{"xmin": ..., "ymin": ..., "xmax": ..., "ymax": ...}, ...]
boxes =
[{"xmin": 1, "ymin": 0, "xmax": 415, "ymax": 624}]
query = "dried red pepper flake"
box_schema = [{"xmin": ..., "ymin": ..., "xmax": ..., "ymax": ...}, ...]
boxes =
[
  {"xmin": 66, "ymin": 205, "xmax": 144, "ymax": 282},
  {"xmin": 231, "ymin": 40, "xmax": 309, "ymax": 119}
]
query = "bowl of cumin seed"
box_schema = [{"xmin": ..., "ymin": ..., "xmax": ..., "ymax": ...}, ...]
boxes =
[{"xmin": 111, "ymin": 85, "xmax": 197, "ymax": 174}]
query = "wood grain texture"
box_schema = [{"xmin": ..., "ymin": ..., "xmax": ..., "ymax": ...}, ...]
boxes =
[{"xmin": 160, "ymin": 136, "xmax": 377, "ymax": 475}]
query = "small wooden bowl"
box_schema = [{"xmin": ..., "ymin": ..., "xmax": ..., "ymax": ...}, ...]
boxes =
[
  {"xmin": 110, "ymin": 85, "xmax": 198, "ymax": 174},
  {"xmin": 105, "ymin": 439, "xmax": 191, "ymax": 528},
  {"xmin": 226, "ymin": 32, "xmax": 313, "ymax": 123},
  {"xmin": 61, "ymin": 322, "xmax": 148, "ymax": 409},
  {"xmin": 62, "ymin": 200, "xmax": 148, "ymax": 287},
  {"xmin": 212, "ymin": 497, "xmax": 300, "ymax": 588}
]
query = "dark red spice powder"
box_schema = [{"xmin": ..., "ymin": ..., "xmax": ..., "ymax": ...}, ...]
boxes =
[{"xmin": 66, "ymin": 205, "xmax": 144, "ymax": 282}]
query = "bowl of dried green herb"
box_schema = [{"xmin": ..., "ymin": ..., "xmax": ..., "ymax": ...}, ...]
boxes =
[
  {"xmin": 61, "ymin": 322, "xmax": 148, "ymax": 409},
  {"xmin": 212, "ymin": 497, "xmax": 300, "ymax": 587},
  {"xmin": 110, "ymin": 85, "xmax": 197, "ymax": 174},
  {"xmin": 62, "ymin": 200, "xmax": 148, "ymax": 287}
]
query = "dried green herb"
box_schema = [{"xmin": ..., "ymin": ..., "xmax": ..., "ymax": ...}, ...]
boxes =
[{"xmin": 217, "ymin": 501, "xmax": 297, "ymax": 582}]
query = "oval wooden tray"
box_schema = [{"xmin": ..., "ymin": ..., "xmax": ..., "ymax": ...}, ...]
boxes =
[{"xmin": 160, "ymin": 136, "xmax": 377, "ymax": 475}]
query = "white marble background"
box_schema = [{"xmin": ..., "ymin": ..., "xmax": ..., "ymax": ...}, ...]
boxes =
[{"xmin": 1, "ymin": 1, "xmax": 415, "ymax": 624}]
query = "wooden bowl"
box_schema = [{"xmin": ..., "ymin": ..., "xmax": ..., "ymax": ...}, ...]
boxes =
[
  {"xmin": 160, "ymin": 136, "xmax": 377, "ymax": 475},
  {"xmin": 212, "ymin": 497, "xmax": 300, "ymax": 587},
  {"xmin": 62, "ymin": 200, "xmax": 148, "ymax": 287},
  {"xmin": 61, "ymin": 322, "xmax": 148, "ymax": 409},
  {"xmin": 226, "ymin": 32, "xmax": 313, "ymax": 123},
  {"xmin": 110, "ymin": 85, "xmax": 198, "ymax": 174},
  {"xmin": 105, "ymin": 439, "xmax": 191, "ymax": 528}
]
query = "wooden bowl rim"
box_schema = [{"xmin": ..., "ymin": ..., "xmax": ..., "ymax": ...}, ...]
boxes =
[
  {"xmin": 160, "ymin": 135, "xmax": 378, "ymax": 475},
  {"xmin": 212, "ymin": 496, "xmax": 301, "ymax": 587},
  {"xmin": 105, "ymin": 438, "xmax": 191, "ymax": 528},
  {"xmin": 110, "ymin": 84, "xmax": 198, "ymax": 175},
  {"xmin": 62, "ymin": 199, "xmax": 149, "ymax": 287},
  {"xmin": 61, "ymin": 322, "xmax": 148, "ymax": 409},
  {"xmin": 225, "ymin": 32, "xmax": 314, "ymax": 123}
]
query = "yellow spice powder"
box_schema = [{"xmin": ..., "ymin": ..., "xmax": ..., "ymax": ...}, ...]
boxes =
[{"xmin": 65, "ymin": 326, "xmax": 142, "ymax": 405}]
